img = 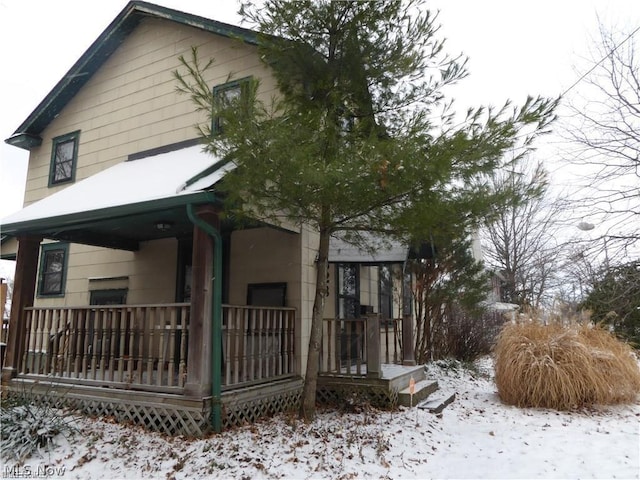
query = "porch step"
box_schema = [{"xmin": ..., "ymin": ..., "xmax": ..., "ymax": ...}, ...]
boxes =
[
  {"xmin": 397, "ymin": 379, "xmax": 438, "ymax": 407},
  {"xmin": 417, "ymin": 391, "xmax": 456, "ymax": 414}
]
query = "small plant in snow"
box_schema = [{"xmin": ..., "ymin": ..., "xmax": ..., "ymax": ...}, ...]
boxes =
[{"xmin": 1, "ymin": 386, "xmax": 77, "ymax": 463}]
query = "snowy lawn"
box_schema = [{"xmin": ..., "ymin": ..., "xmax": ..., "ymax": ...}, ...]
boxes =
[{"xmin": 8, "ymin": 358, "xmax": 640, "ymax": 479}]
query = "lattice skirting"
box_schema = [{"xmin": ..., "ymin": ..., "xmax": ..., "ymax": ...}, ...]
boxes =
[
  {"xmin": 69, "ymin": 397, "xmax": 208, "ymax": 436},
  {"xmin": 316, "ymin": 382, "xmax": 399, "ymax": 409},
  {"xmin": 8, "ymin": 383, "xmax": 210, "ymax": 437},
  {"xmin": 222, "ymin": 378, "xmax": 303, "ymax": 428},
  {"xmin": 6, "ymin": 377, "xmax": 303, "ymax": 437}
]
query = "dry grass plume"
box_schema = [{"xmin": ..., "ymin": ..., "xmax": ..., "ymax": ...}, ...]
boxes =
[{"xmin": 494, "ymin": 321, "xmax": 640, "ymax": 410}]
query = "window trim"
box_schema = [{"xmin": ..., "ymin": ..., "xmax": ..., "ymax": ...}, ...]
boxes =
[
  {"xmin": 48, "ymin": 131, "xmax": 80, "ymax": 187},
  {"xmin": 37, "ymin": 243, "xmax": 69, "ymax": 298},
  {"xmin": 212, "ymin": 77, "xmax": 252, "ymax": 135}
]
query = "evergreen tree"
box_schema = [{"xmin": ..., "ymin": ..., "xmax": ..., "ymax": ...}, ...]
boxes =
[
  {"xmin": 409, "ymin": 234, "xmax": 491, "ymax": 363},
  {"xmin": 174, "ymin": 0, "xmax": 557, "ymax": 419},
  {"xmin": 581, "ymin": 260, "xmax": 640, "ymax": 346}
]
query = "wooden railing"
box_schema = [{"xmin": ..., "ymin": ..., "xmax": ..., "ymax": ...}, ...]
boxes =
[
  {"xmin": 20, "ymin": 304, "xmax": 190, "ymax": 391},
  {"xmin": 17, "ymin": 303, "xmax": 297, "ymax": 393},
  {"xmin": 222, "ymin": 305, "xmax": 296, "ymax": 387},
  {"xmin": 320, "ymin": 318, "xmax": 367, "ymax": 375},
  {"xmin": 380, "ymin": 318, "xmax": 403, "ymax": 364},
  {"xmin": 319, "ymin": 316, "xmax": 404, "ymax": 377}
]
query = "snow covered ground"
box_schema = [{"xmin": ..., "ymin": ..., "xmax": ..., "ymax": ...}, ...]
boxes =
[{"xmin": 9, "ymin": 358, "xmax": 640, "ymax": 479}]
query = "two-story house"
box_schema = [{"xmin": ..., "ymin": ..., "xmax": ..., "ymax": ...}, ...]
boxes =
[{"xmin": 1, "ymin": 1, "xmax": 423, "ymax": 435}]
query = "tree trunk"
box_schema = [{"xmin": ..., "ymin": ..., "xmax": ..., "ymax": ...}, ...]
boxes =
[{"xmin": 300, "ymin": 226, "xmax": 331, "ymax": 420}]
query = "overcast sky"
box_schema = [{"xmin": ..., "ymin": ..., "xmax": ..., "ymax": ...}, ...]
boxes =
[{"xmin": 0, "ymin": 0, "xmax": 638, "ymax": 268}]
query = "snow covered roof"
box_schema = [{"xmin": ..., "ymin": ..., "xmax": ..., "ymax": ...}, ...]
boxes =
[
  {"xmin": 1, "ymin": 144, "xmax": 228, "ymax": 234},
  {"xmin": 329, "ymin": 234, "xmax": 408, "ymax": 263}
]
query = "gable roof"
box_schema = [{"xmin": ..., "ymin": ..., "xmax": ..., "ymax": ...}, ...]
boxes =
[{"xmin": 5, "ymin": 1, "xmax": 259, "ymax": 150}]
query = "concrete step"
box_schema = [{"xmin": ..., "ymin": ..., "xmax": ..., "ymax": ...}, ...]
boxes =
[
  {"xmin": 382, "ymin": 364, "xmax": 426, "ymax": 391},
  {"xmin": 397, "ymin": 379, "xmax": 438, "ymax": 407},
  {"xmin": 417, "ymin": 391, "xmax": 456, "ymax": 414}
]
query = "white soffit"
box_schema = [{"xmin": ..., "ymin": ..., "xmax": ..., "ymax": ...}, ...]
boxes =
[{"xmin": 329, "ymin": 234, "xmax": 408, "ymax": 263}]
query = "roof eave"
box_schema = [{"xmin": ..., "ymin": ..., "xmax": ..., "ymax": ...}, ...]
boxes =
[
  {"xmin": 0, "ymin": 191, "xmax": 216, "ymax": 237},
  {"xmin": 5, "ymin": 133, "xmax": 43, "ymax": 150}
]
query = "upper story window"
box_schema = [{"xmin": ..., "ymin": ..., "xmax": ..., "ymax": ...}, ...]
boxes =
[
  {"xmin": 212, "ymin": 77, "xmax": 252, "ymax": 135},
  {"xmin": 38, "ymin": 243, "xmax": 69, "ymax": 297},
  {"xmin": 49, "ymin": 131, "xmax": 80, "ymax": 186}
]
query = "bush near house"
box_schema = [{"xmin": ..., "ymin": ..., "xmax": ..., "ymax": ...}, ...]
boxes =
[
  {"xmin": 494, "ymin": 321, "xmax": 640, "ymax": 410},
  {"xmin": 1, "ymin": 386, "xmax": 77, "ymax": 463}
]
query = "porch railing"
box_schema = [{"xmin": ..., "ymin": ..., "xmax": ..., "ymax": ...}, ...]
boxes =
[
  {"xmin": 20, "ymin": 304, "xmax": 190, "ymax": 391},
  {"xmin": 381, "ymin": 318, "xmax": 403, "ymax": 364},
  {"xmin": 222, "ymin": 305, "xmax": 296, "ymax": 387},
  {"xmin": 17, "ymin": 303, "xmax": 296, "ymax": 393},
  {"xmin": 319, "ymin": 316, "xmax": 404, "ymax": 377},
  {"xmin": 320, "ymin": 318, "xmax": 366, "ymax": 375}
]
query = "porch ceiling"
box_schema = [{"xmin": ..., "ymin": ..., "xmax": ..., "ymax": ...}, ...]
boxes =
[
  {"xmin": 329, "ymin": 233, "xmax": 409, "ymax": 264},
  {"xmin": 1, "ymin": 144, "xmax": 231, "ymax": 251}
]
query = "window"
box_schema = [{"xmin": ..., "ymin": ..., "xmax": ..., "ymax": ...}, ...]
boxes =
[
  {"xmin": 90, "ymin": 289, "xmax": 127, "ymax": 305},
  {"xmin": 247, "ymin": 283, "xmax": 287, "ymax": 307},
  {"xmin": 49, "ymin": 131, "xmax": 80, "ymax": 186},
  {"xmin": 379, "ymin": 265, "xmax": 393, "ymax": 322},
  {"xmin": 38, "ymin": 243, "xmax": 69, "ymax": 297},
  {"xmin": 337, "ymin": 264, "xmax": 359, "ymax": 319},
  {"xmin": 212, "ymin": 77, "xmax": 252, "ymax": 134}
]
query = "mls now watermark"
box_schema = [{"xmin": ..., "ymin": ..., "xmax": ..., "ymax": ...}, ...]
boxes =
[{"xmin": 3, "ymin": 465, "xmax": 66, "ymax": 478}]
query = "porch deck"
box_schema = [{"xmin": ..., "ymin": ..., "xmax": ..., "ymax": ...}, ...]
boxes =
[
  {"xmin": 317, "ymin": 316, "xmax": 420, "ymax": 408},
  {"xmin": 3, "ymin": 303, "xmax": 300, "ymax": 435},
  {"xmin": 317, "ymin": 363, "xmax": 427, "ymax": 408}
]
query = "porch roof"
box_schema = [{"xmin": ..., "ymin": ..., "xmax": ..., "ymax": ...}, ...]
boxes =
[{"xmin": 1, "ymin": 144, "xmax": 229, "ymax": 250}]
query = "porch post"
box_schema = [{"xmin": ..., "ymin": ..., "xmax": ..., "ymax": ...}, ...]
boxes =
[
  {"xmin": 402, "ymin": 314, "xmax": 416, "ymax": 366},
  {"xmin": 185, "ymin": 205, "xmax": 218, "ymax": 396},
  {"xmin": 365, "ymin": 314, "xmax": 381, "ymax": 378},
  {"xmin": 2, "ymin": 235, "xmax": 42, "ymax": 384}
]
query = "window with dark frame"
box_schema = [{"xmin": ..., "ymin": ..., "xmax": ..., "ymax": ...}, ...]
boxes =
[
  {"xmin": 337, "ymin": 263, "xmax": 359, "ymax": 319},
  {"xmin": 402, "ymin": 270, "xmax": 412, "ymax": 316},
  {"xmin": 89, "ymin": 289, "xmax": 127, "ymax": 306},
  {"xmin": 49, "ymin": 131, "xmax": 80, "ymax": 186},
  {"xmin": 212, "ymin": 77, "xmax": 252, "ymax": 135},
  {"xmin": 38, "ymin": 243, "xmax": 69, "ymax": 296},
  {"xmin": 247, "ymin": 283, "xmax": 287, "ymax": 307},
  {"xmin": 379, "ymin": 264, "xmax": 393, "ymax": 323}
]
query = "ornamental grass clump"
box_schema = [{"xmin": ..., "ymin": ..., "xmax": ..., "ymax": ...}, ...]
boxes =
[{"xmin": 494, "ymin": 321, "xmax": 640, "ymax": 410}]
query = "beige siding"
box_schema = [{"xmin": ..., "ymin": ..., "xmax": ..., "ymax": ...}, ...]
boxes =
[
  {"xmin": 22, "ymin": 18, "xmax": 276, "ymax": 310},
  {"xmin": 298, "ymin": 225, "xmax": 319, "ymax": 375},
  {"xmin": 34, "ymin": 238, "xmax": 178, "ymax": 308},
  {"xmin": 359, "ymin": 265, "xmax": 379, "ymax": 313},
  {"xmin": 228, "ymin": 228, "xmax": 301, "ymax": 307},
  {"xmin": 1, "ymin": 236, "xmax": 18, "ymax": 259},
  {"xmin": 23, "ymin": 17, "xmax": 276, "ymax": 206}
]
